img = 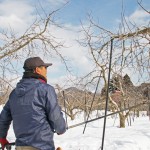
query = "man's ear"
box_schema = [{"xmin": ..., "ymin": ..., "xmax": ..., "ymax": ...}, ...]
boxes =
[{"xmin": 35, "ymin": 67, "xmax": 41, "ymax": 74}]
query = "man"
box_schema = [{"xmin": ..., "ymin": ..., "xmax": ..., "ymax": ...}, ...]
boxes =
[{"xmin": 0, "ymin": 57, "xmax": 66, "ymax": 150}]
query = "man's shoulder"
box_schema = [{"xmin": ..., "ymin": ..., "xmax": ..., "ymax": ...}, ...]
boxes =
[
  {"xmin": 38, "ymin": 82, "xmax": 54, "ymax": 91},
  {"xmin": 38, "ymin": 83, "xmax": 56, "ymax": 96}
]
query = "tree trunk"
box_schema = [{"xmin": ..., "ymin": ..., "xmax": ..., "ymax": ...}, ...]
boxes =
[
  {"xmin": 137, "ymin": 110, "xmax": 139, "ymax": 117},
  {"xmin": 69, "ymin": 109, "xmax": 75, "ymax": 120},
  {"xmin": 70, "ymin": 115, "xmax": 75, "ymax": 120},
  {"xmin": 119, "ymin": 113, "xmax": 126, "ymax": 128}
]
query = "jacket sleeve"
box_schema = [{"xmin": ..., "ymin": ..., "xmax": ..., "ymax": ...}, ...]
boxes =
[
  {"xmin": 45, "ymin": 86, "xmax": 66, "ymax": 134},
  {"xmin": 0, "ymin": 100, "xmax": 12, "ymax": 138}
]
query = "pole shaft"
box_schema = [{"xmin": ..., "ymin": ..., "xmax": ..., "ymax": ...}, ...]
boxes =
[{"xmin": 101, "ymin": 38, "xmax": 113, "ymax": 150}]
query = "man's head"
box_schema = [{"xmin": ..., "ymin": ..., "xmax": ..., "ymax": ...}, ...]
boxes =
[{"xmin": 23, "ymin": 57, "xmax": 52, "ymax": 79}]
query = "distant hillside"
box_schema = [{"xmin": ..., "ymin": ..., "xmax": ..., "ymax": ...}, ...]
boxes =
[
  {"xmin": 136, "ymin": 83, "xmax": 150, "ymax": 99},
  {"xmin": 57, "ymin": 75, "xmax": 150, "ymax": 111}
]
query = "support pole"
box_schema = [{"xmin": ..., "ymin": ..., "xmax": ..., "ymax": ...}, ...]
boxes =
[{"xmin": 101, "ymin": 38, "xmax": 113, "ymax": 150}]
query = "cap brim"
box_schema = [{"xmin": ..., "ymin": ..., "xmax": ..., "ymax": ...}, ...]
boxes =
[{"xmin": 43, "ymin": 63, "xmax": 52, "ymax": 67}]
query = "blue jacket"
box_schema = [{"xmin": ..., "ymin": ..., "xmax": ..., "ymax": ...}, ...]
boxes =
[{"xmin": 0, "ymin": 78, "xmax": 66, "ymax": 150}]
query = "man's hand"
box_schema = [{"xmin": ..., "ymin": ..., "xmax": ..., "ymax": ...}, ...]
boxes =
[
  {"xmin": 56, "ymin": 147, "xmax": 62, "ymax": 150},
  {"xmin": 57, "ymin": 132, "xmax": 64, "ymax": 135},
  {"xmin": 0, "ymin": 138, "xmax": 9, "ymax": 150}
]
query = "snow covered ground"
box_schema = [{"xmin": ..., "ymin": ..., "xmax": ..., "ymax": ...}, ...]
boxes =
[
  {"xmin": 1, "ymin": 105, "xmax": 150, "ymax": 150},
  {"xmin": 55, "ymin": 111, "xmax": 150, "ymax": 150}
]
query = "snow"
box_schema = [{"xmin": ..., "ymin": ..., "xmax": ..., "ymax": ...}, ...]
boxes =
[
  {"xmin": 0, "ymin": 105, "xmax": 150, "ymax": 150},
  {"xmin": 55, "ymin": 111, "xmax": 150, "ymax": 150}
]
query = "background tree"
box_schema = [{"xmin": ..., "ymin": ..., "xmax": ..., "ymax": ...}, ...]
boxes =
[
  {"xmin": 56, "ymin": 84, "xmax": 100, "ymax": 120},
  {"xmin": 78, "ymin": 6, "xmax": 150, "ymax": 127},
  {"xmin": 0, "ymin": 10, "xmax": 68, "ymax": 104}
]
